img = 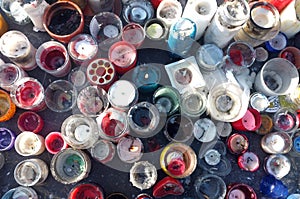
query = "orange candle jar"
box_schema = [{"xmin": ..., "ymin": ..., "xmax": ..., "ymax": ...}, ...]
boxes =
[
  {"xmin": 0, "ymin": 89, "xmax": 16, "ymax": 122},
  {"xmin": 0, "ymin": 13, "xmax": 8, "ymax": 37}
]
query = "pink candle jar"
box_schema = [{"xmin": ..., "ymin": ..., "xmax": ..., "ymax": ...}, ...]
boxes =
[
  {"xmin": 45, "ymin": 132, "xmax": 68, "ymax": 154},
  {"xmin": 10, "ymin": 77, "xmax": 46, "ymax": 111},
  {"xmin": 122, "ymin": 23, "xmax": 145, "ymax": 48},
  {"xmin": 108, "ymin": 41, "xmax": 137, "ymax": 75},
  {"xmin": 0, "ymin": 63, "xmax": 27, "ymax": 92},
  {"xmin": 36, "ymin": 41, "xmax": 71, "ymax": 77},
  {"xmin": 67, "ymin": 34, "xmax": 98, "ymax": 66},
  {"xmin": 17, "ymin": 111, "xmax": 44, "ymax": 134},
  {"xmin": 86, "ymin": 58, "xmax": 117, "ymax": 91}
]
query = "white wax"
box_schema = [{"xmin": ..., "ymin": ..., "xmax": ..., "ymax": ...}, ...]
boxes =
[
  {"xmin": 74, "ymin": 125, "xmax": 90, "ymax": 142},
  {"xmin": 109, "ymin": 80, "xmax": 136, "ymax": 107},
  {"xmin": 266, "ymin": 134, "xmax": 285, "ymax": 152},
  {"xmin": 156, "ymin": 0, "xmax": 183, "ymax": 27},
  {"xmin": 9, "ymin": 1, "xmax": 28, "ymax": 24},
  {"xmin": 252, "ymin": 7, "xmax": 276, "ymax": 28},
  {"xmin": 1, "ymin": 32, "xmax": 29, "ymax": 58},
  {"xmin": 74, "ymin": 40, "xmax": 97, "ymax": 59},
  {"xmin": 280, "ymin": 0, "xmax": 300, "ymax": 38},
  {"xmin": 23, "ymin": 0, "xmax": 48, "ymax": 32}
]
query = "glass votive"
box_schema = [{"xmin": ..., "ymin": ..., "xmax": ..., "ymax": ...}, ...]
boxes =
[
  {"xmin": 180, "ymin": 89, "xmax": 207, "ymax": 119},
  {"xmin": 122, "ymin": 23, "xmax": 145, "ymax": 48},
  {"xmin": 129, "ymin": 161, "xmax": 157, "ymax": 190},
  {"xmin": 193, "ymin": 118, "xmax": 217, "ymax": 143},
  {"xmin": 61, "ymin": 114, "xmax": 99, "ymax": 149},
  {"xmin": 164, "ymin": 114, "xmax": 194, "ymax": 143},
  {"xmin": 17, "ymin": 111, "xmax": 44, "ymax": 134},
  {"xmin": 36, "ymin": 41, "xmax": 71, "ymax": 77},
  {"xmin": 156, "ymin": 0, "xmax": 182, "ymax": 27},
  {"xmin": 0, "ymin": 63, "xmax": 27, "ymax": 92},
  {"xmin": 127, "ymin": 101, "xmax": 160, "ymax": 138},
  {"xmin": 108, "ymin": 41, "xmax": 137, "ymax": 75},
  {"xmin": 261, "ymin": 132, "xmax": 292, "ymax": 154},
  {"xmin": 194, "ymin": 174, "xmax": 227, "ymax": 199},
  {"xmin": 2, "ymin": 186, "xmax": 38, "ymax": 199},
  {"xmin": 135, "ymin": 193, "xmax": 153, "ymax": 199},
  {"xmin": 77, "ymin": 86, "xmax": 109, "ymax": 117},
  {"xmin": 273, "ymin": 108, "xmax": 299, "ymax": 133},
  {"xmin": 90, "ymin": 139, "xmax": 115, "ymax": 164},
  {"xmin": 279, "ymin": 46, "xmax": 300, "ymax": 69},
  {"xmin": 123, "ymin": 0, "xmax": 154, "ymax": 25},
  {"xmin": 264, "ymin": 154, "xmax": 291, "ymax": 179},
  {"xmin": 226, "ymin": 133, "xmax": 249, "ymax": 155},
  {"xmin": 0, "ymin": 127, "xmax": 15, "ymax": 151},
  {"xmin": 68, "ymin": 66, "xmax": 88, "ymax": 89},
  {"xmin": 108, "ymin": 80, "xmax": 138, "ymax": 111},
  {"xmin": 0, "ymin": 30, "xmax": 36, "ymax": 71},
  {"xmin": 86, "ymin": 58, "xmax": 117, "ymax": 91},
  {"xmin": 50, "ymin": 148, "xmax": 91, "ymax": 184},
  {"xmin": 226, "ymin": 183, "xmax": 257, "ymax": 199},
  {"xmin": 67, "ymin": 34, "xmax": 98, "ymax": 66},
  {"xmin": 195, "ymin": 44, "xmax": 224, "ymax": 72},
  {"xmin": 14, "ymin": 158, "xmax": 48, "ymax": 186},
  {"xmin": 10, "ymin": 77, "xmax": 46, "ymax": 111},
  {"xmin": 117, "ymin": 136, "xmax": 143, "ymax": 163},
  {"xmin": 96, "ymin": 107, "xmax": 129, "ymax": 143},
  {"xmin": 0, "ymin": 89, "xmax": 16, "ymax": 122},
  {"xmin": 45, "ymin": 80, "xmax": 77, "ymax": 113},
  {"xmin": 89, "ymin": 12, "xmax": 123, "ymax": 51},
  {"xmin": 249, "ymin": 92, "xmax": 270, "ymax": 112},
  {"xmin": 160, "ymin": 142, "xmax": 197, "ymax": 178},
  {"xmin": 0, "ymin": 0, "xmax": 30, "ymax": 25},
  {"xmin": 152, "ymin": 85, "xmax": 180, "ymax": 116},
  {"xmin": 144, "ymin": 18, "xmax": 169, "ymax": 41},
  {"xmin": 68, "ymin": 183, "xmax": 104, "ymax": 199},
  {"xmin": 43, "ymin": 1, "xmax": 84, "ymax": 44},
  {"xmin": 14, "ymin": 131, "xmax": 45, "ymax": 156},
  {"xmin": 45, "ymin": 132, "xmax": 68, "ymax": 155},
  {"xmin": 152, "ymin": 176, "xmax": 184, "ymax": 198}
]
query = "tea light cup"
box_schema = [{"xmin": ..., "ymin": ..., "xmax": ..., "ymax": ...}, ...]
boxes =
[
  {"xmin": 68, "ymin": 183, "xmax": 104, "ymax": 199},
  {"xmin": 117, "ymin": 136, "xmax": 143, "ymax": 163},
  {"xmin": 123, "ymin": 0, "xmax": 154, "ymax": 25}
]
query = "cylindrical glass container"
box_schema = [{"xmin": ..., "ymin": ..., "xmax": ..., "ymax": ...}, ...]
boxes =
[
  {"xmin": 68, "ymin": 183, "xmax": 104, "ymax": 199},
  {"xmin": 156, "ymin": 0, "xmax": 182, "ymax": 27},
  {"xmin": 45, "ymin": 132, "xmax": 68, "ymax": 155},
  {"xmin": 264, "ymin": 154, "xmax": 291, "ymax": 179},
  {"xmin": 129, "ymin": 161, "xmax": 157, "ymax": 190},
  {"xmin": 180, "ymin": 89, "xmax": 207, "ymax": 119},
  {"xmin": 231, "ymin": 108, "xmax": 262, "ymax": 132},
  {"xmin": 194, "ymin": 174, "xmax": 227, "ymax": 199},
  {"xmin": 273, "ymin": 108, "xmax": 299, "ymax": 133},
  {"xmin": 10, "ymin": 77, "xmax": 46, "ymax": 111},
  {"xmin": 0, "ymin": 89, "xmax": 16, "ymax": 122},
  {"xmin": 117, "ymin": 136, "xmax": 143, "ymax": 163},
  {"xmin": 0, "ymin": 127, "xmax": 15, "ymax": 151},
  {"xmin": 204, "ymin": 0, "xmax": 250, "ymax": 48},
  {"xmin": 90, "ymin": 139, "xmax": 115, "ymax": 164},
  {"xmin": 14, "ymin": 131, "xmax": 45, "ymax": 156},
  {"xmin": 261, "ymin": 132, "xmax": 292, "ymax": 154},
  {"xmin": 50, "ymin": 148, "xmax": 91, "ymax": 184},
  {"xmin": 0, "ymin": 0, "xmax": 30, "ymax": 25},
  {"xmin": 87, "ymin": 0, "xmax": 114, "ymax": 13},
  {"xmin": 0, "ymin": 30, "xmax": 37, "ymax": 70},
  {"xmin": 61, "ymin": 114, "xmax": 99, "ymax": 149},
  {"xmin": 238, "ymin": 151, "xmax": 260, "ymax": 172},
  {"xmin": 144, "ymin": 18, "xmax": 169, "ymax": 41},
  {"xmin": 123, "ymin": 0, "xmax": 154, "ymax": 25},
  {"xmin": 234, "ymin": 1, "xmax": 281, "ymax": 47},
  {"xmin": 36, "ymin": 41, "xmax": 72, "ymax": 77},
  {"xmin": 122, "ymin": 23, "xmax": 146, "ymax": 48},
  {"xmin": 14, "ymin": 158, "xmax": 48, "ymax": 186},
  {"xmin": 17, "ymin": 111, "xmax": 44, "ymax": 133},
  {"xmin": 193, "ymin": 118, "xmax": 217, "ymax": 143},
  {"xmin": 195, "ymin": 44, "xmax": 224, "ymax": 72},
  {"xmin": 0, "ymin": 63, "xmax": 27, "ymax": 92},
  {"xmin": 226, "ymin": 133, "xmax": 249, "ymax": 155},
  {"xmin": 279, "ymin": 46, "xmax": 300, "ymax": 69},
  {"xmin": 0, "ymin": 13, "xmax": 8, "ymax": 36},
  {"xmin": 96, "ymin": 107, "xmax": 129, "ymax": 143},
  {"xmin": 279, "ymin": 0, "xmax": 300, "ymax": 39},
  {"xmin": 2, "ymin": 186, "xmax": 38, "ymax": 199},
  {"xmin": 260, "ymin": 175, "xmax": 288, "ymax": 199}
]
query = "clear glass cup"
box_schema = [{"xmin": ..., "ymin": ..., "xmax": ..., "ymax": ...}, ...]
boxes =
[
  {"xmin": 194, "ymin": 174, "xmax": 227, "ymax": 199},
  {"xmin": 0, "ymin": 127, "xmax": 16, "ymax": 151},
  {"xmin": 123, "ymin": 0, "xmax": 154, "ymax": 25},
  {"xmin": 17, "ymin": 111, "xmax": 44, "ymax": 133},
  {"xmin": 261, "ymin": 132, "xmax": 292, "ymax": 154},
  {"xmin": 195, "ymin": 44, "xmax": 224, "ymax": 72},
  {"xmin": 129, "ymin": 161, "xmax": 157, "ymax": 190},
  {"xmin": 0, "ymin": 63, "xmax": 27, "ymax": 92},
  {"xmin": 2, "ymin": 186, "xmax": 38, "ymax": 199},
  {"xmin": 122, "ymin": 23, "xmax": 146, "ymax": 48},
  {"xmin": 273, "ymin": 108, "xmax": 299, "ymax": 133},
  {"xmin": 45, "ymin": 132, "xmax": 68, "ymax": 155},
  {"xmin": 180, "ymin": 89, "xmax": 207, "ymax": 119},
  {"xmin": 117, "ymin": 136, "xmax": 143, "ymax": 163},
  {"xmin": 90, "ymin": 139, "xmax": 115, "ymax": 164},
  {"xmin": 144, "ymin": 18, "xmax": 168, "ymax": 41}
]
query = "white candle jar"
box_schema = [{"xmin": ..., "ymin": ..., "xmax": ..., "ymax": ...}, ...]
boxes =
[
  {"xmin": 280, "ymin": 0, "xmax": 300, "ymax": 39},
  {"xmin": 156, "ymin": 0, "xmax": 182, "ymax": 28},
  {"xmin": 234, "ymin": 1, "xmax": 281, "ymax": 47},
  {"xmin": 14, "ymin": 131, "xmax": 45, "ymax": 156}
]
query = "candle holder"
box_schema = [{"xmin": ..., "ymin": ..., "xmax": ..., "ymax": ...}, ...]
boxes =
[
  {"xmin": 122, "ymin": 23, "xmax": 145, "ymax": 48},
  {"xmin": 0, "ymin": 0, "xmax": 30, "ymax": 25},
  {"xmin": 123, "ymin": 0, "xmax": 154, "ymax": 25},
  {"xmin": 256, "ymin": 114, "xmax": 273, "ymax": 135},
  {"xmin": 106, "ymin": 193, "xmax": 128, "ymax": 199},
  {"xmin": 279, "ymin": 0, "xmax": 300, "ymax": 39},
  {"xmin": 0, "ymin": 127, "xmax": 15, "ymax": 151},
  {"xmin": 67, "ymin": 34, "xmax": 98, "ymax": 66},
  {"xmin": 0, "ymin": 13, "xmax": 8, "ymax": 37},
  {"xmin": 45, "ymin": 80, "xmax": 77, "ymax": 113},
  {"xmin": 273, "ymin": 108, "xmax": 299, "ymax": 133},
  {"xmin": 135, "ymin": 193, "xmax": 153, "ymax": 199},
  {"xmin": 90, "ymin": 139, "xmax": 115, "ymax": 164},
  {"xmin": 144, "ymin": 18, "xmax": 168, "ymax": 41},
  {"xmin": 77, "ymin": 86, "xmax": 109, "ymax": 117},
  {"xmin": 17, "ymin": 111, "xmax": 44, "ymax": 133},
  {"xmin": 14, "ymin": 131, "xmax": 45, "ymax": 156},
  {"xmin": 0, "ymin": 89, "xmax": 16, "ymax": 122},
  {"xmin": 43, "ymin": 1, "xmax": 84, "ymax": 43},
  {"xmin": 129, "ymin": 161, "xmax": 157, "ymax": 190},
  {"xmin": 96, "ymin": 107, "xmax": 129, "ymax": 143},
  {"xmin": 10, "ymin": 77, "xmax": 46, "ymax": 111},
  {"xmin": 226, "ymin": 133, "xmax": 249, "ymax": 155},
  {"xmin": 254, "ymin": 58, "xmax": 299, "ymax": 96},
  {"xmin": 68, "ymin": 66, "xmax": 88, "ymax": 89},
  {"xmin": 0, "ymin": 30, "xmax": 37, "ymax": 71},
  {"xmin": 89, "ymin": 12, "xmax": 123, "ymax": 51},
  {"xmin": 264, "ymin": 154, "xmax": 291, "ymax": 179},
  {"xmin": 260, "ymin": 175, "xmax": 288, "ymax": 198},
  {"xmin": 193, "ymin": 118, "xmax": 217, "ymax": 143},
  {"xmin": 180, "ymin": 89, "xmax": 207, "ymax": 119},
  {"xmin": 45, "ymin": 132, "xmax": 68, "ymax": 155},
  {"xmin": 231, "ymin": 108, "xmax": 262, "ymax": 132},
  {"xmin": 108, "ymin": 41, "xmax": 137, "ymax": 75},
  {"xmin": 226, "ymin": 183, "xmax": 257, "ymax": 199},
  {"xmin": 61, "ymin": 114, "xmax": 99, "ymax": 149},
  {"xmin": 117, "ymin": 136, "xmax": 143, "ymax": 163},
  {"xmin": 68, "ymin": 183, "xmax": 104, "ymax": 199},
  {"xmin": 2, "ymin": 187, "xmax": 38, "ymax": 199},
  {"xmin": 50, "ymin": 148, "xmax": 91, "ymax": 184},
  {"xmin": 195, "ymin": 44, "xmax": 223, "ymax": 72},
  {"xmin": 14, "ymin": 158, "xmax": 48, "ymax": 186},
  {"xmin": 160, "ymin": 142, "xmax": 197, "ymax": 178},
  {"xmin": 0, "ymin": 63, "xmax": 27, "ymax": 92},
  {"xmin": 156, "ymin": 0, "xmax": 182, "ymax": 27},
  {"xmin": 194, "ymin": 174, "xmax": 227, "ymax": 199},
  {"xmin": 238, "ymin": 151, "xmax": 260, "ymax": 172},
  {"xmin": 249, "ymin": 92, "xmax": 270, "ymax": 112},
  {"xmin": 279, "ymin": 46, "xmax": 300, "ymax": 69},
  {"xmin": 36, "ymin": 41, "xmax": 71, "ymax": 77},
  {"xmin": 261, "ymin": 132, "xmax": 292, "ymax": 154}
]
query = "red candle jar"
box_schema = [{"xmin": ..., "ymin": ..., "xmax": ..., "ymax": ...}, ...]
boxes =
[
  {"xmin": 0, "ymin": 89, "xmax": 16, "ymax": 122},
  {"xmin": 45, "ymin": 132, "xmax": 68, "ymax": 154},
  {"xmin": 10, "ymin": 77, "xmax": 46, "ymax": 111},
  {"xmin": 263, "ymin": 0, "xmax": 293, "ymax": 13},
  {"xmin": 150, "ymin": 0, "xmax": 164, "ymax": 9},
  {"xmin": 238, "ymin": 151, "xmax": 260, "ymax": 172},
  {"xmin": 227, "ymin": 133, "xmax": 249, "ymax": 155},
  {"xmin": 279, "ymin": 46, "xmax": 300, "ymax": 69},
  {"xmin": 108, "ymin": 41, "xmax": 137, "ymax": 75},
  {"xmin": 231, "ymin": 108, "xmax": 262, "ymax": 131},
  {"xmin": 226, "ymin": 183, "xmax": 257, "ymax": 199},
  {"xmin": 17, "ymin": 111, "xmax": 44, "ymax": 133},
  {"xmin": 68, "ymin": 183, "xmax": 104, "ymax": 199},
  {"xmin": 86, "ymin": 58, "xmax": 117, "ymax": 91}
]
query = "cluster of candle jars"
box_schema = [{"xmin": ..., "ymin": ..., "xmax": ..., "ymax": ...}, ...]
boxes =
[{"xmin": 0, "ymin": 0, "xmax": 300, "ymax": 198}]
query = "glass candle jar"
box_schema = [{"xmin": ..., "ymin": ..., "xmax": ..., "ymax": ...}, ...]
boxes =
[
  {"xmin": 226, "ymin": 183, "xmax": 257, "ymax": 199},
  {"xmin": 0, "ymin": 89, "xmax": 16, "ymax": 122},
  {"xmin": 45, "ymin": 132, "xmax": 68, "ymax": 155},
  {"xmin": 264, "ymin": 154, "xmax": 291, "ymax": 179},
  {"xmin": 117, "ymin": 136, "xmax": 143, "ymax": 163},
  {"xmin": 0, "ymin": 63, "xmax": 27, "ymax": 92},
  {"xmin": 68, "ymin": 67, "xmax": 88, "ymax": 89},
  {"xmin": 14, "ymin": 158, "xmax": 48, "ymax": 186},
  {"xmin": 144, "ymin": 18, "xmax": 169, "ymax": 41},
  {"xmin": 17, "ymin": 111, "xmax": 44, "ymax": 134},
  {"xmin": 261, "ymin": 132, "xmax": 292, "ymax": 154},
  {"xmin": 61, "ymin": 114, "xmax": 99, "ymax": 149},
  {"xmin": 129, "ymin": 161, "xmax": 157, "ymax": 190},
  {"xmin": 279, "ymin": 0, "xmax": 300, "ymax": 39},
  {"xmin": 0, "ymin": 127, "xmax": 15, "ymax": 151},
  {"xmin": 194, "ymin": 174, "xmax": 227, "ymax": 199},
  {"xmin": 2, "ymin": 186, "xmax": 38, "ymax": 199},
  {"xmin": 123, "ymin": 0, "xmax": 154, "ymax": 25},
  {"xmin": 180, "ymin": 89, "xmax": 207, "ymax": 119},
  {"xmin": 90, "ymin": 139, "xmax": 115, "ymax": 164},
  {"xmin": 234, "ymin": 1, "xmax": 281, "ymax": 47},
  {"xmin": 195, "ymin": 44, "xmax": 224, "ymax": 72},
  {"xmin": 273, "ymin": 108, "xmax": 299, "ymax": 133},
  {"xmin": 88, "ymin": 0, "xmax": 114, "ymax": 13},
  {"xmin": 50, "ymin": 148, "xmax": 91, "ymax": 184},
  {"xmin": 260, "ymin": 175, "xmax": 288, "ymax": 199},
  {"xmin": 279, "ymin": 46, "xmax": 300, "ymax": 69},
  {"xmin": 231, "ymin": 108, "xmax": 262, "ymax": 132},
  {"xmin": 193, "ymin": 118, "xmax": 217, "ymax": 143},
  {"xmin": 238, "ymin": 151, "xmax": 260, "ymax": 172},
  {"xmin": 122, "ymin": 23, "xmax": 146, "ymax": 48},
  {"xmin": 226, "ymin": 133, "xmax": 249, "ymax": 155},
  {"xmin": 156, "ymin": 0, "xmax": 182, "ymax": 27},
  {"xmin": 0, "ymin": 30, "xmax": 36, "ymax": 71},
  {"xmin": 14, "ymin": 131, "xmax": 45, "ymax": 156}
]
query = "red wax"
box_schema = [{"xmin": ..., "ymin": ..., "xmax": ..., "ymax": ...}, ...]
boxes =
[
  {"xmin": 151, "ymin": 0, "xmax": 164, "ymax": 9},
  {"xmin": 69, "ymin": 183, "xmax": 104, "ymax": 199},
  {"xmin": 17, "ymin": 81, "xmax": 42, "ymax": 107},
  {"xmin": 229, "ymin": 49, "xmax": 243, "ymax": 66},
  {"xmin": 17, "ymin": 111, "xmax": 44, "ymax": 133},
  {"xmin": 264, "ymin": 0, "xmax": 293, "ymax": 13},
  {"xmin": 231, "ymin": 109, "xmax": 262, "ymax": 131},
  {"xmin": 167, "ymin": 158, "xmax": 185, "ymax": 176},
  {"xmin": 101, "ymin": 113, "xmax": 118, "ymax": 137},
  {"xmin": 41, "ymin": 46, "xmax": 66, "ymax": 70},
  {"xmin": 45, "ymin": 132, "xmax": 68, "ymax": 154}
]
